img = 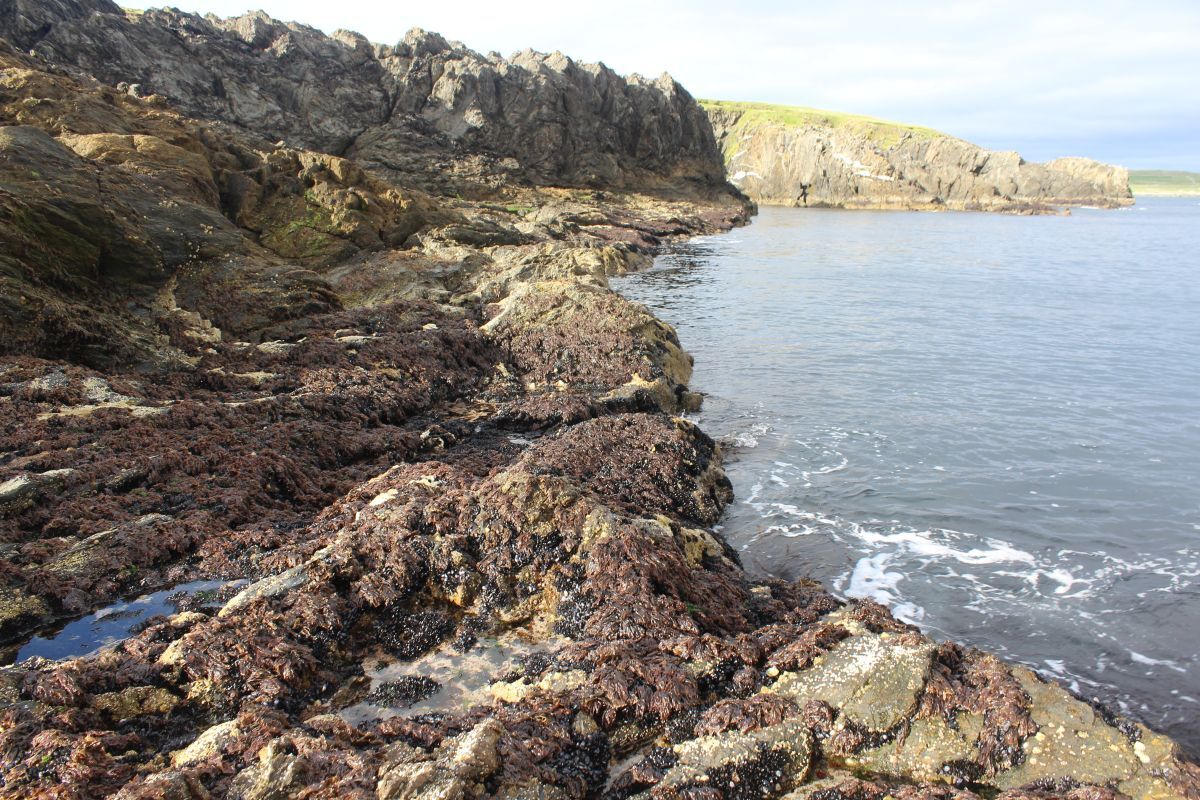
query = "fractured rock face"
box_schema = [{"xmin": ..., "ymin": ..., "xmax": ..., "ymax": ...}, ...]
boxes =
[
  {"xmin": 1, "ymin": 4, "xmax": 728, "ymax": 193},
  {"xmin": 704, "ymin": 103, "xmax": 1132, "ymax": 213}
]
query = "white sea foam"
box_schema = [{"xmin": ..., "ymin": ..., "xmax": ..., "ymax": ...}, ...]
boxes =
[
  {"xmin": 1129, "ymin": 651, "xmax": 1187, "ymax": 673},
  {"xmin": 852, "ymin": 526, "xmax": 1037, "ymax": 566},
  {"xmin": 844, "ymin": 553, "xmax": 925, "ymax": 623},
  {"xmin": 743, "ymin": 489, "xmax": 1200, "ymax": 625},
  {"xmin": 801, "ymin": 454, "xmax": 849, "ymax": 479}
]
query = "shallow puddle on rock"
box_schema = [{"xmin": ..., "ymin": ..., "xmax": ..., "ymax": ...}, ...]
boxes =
[
  {"xmin": 341, "ymin": 632, "xmax": 562, "ymax": 724},
  {"xmin": 14, "ymin": 579, "xmax": 241, "ymax": 663}
]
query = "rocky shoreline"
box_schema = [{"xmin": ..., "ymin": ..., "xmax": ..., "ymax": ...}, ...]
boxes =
[
  {"xmin": 1, "ymin": 4, "xmax": 1198, "ymax": 798},
  {"xmin": 703, "ymin": 101, "xmax": 1134, "ymax": 214}
]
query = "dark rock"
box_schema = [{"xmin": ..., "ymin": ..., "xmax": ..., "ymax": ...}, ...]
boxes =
[{"xmin": 2, "ymin": 6, "xmax": 729, "ymax": 194}]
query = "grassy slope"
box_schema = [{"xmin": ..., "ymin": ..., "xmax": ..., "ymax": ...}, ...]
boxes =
[
  {"xmin": 700, "ymin": 99, "xmax": 948, "ymax": 150},
  {"xmin": 1128, "ymin": 170, "xmax": 1200, "ymax": 196}
]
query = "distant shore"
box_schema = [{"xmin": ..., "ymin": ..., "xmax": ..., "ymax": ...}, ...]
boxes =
[{"xmin": 1130, "ymin": 169, "xmax": 1200, "ymax": 196}]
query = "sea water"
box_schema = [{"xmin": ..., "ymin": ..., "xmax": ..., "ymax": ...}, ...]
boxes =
[{"xmin": 613, "ymin": 198, "xmax": 1200, "ymax": 754}]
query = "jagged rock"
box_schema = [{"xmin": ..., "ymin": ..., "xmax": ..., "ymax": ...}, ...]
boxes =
[
  {"xmin": 171, "ymin": 720, "xmax": 240, "ymax": 768},
  {"xmin": 2, "ymin": 3, "xmax": 728, "ymax": 193},
  {"xmin": 216, "ymin": 546, "xmax": 333, "ymax": 618},
  {"xmin": 230, "ymin": 740, "xmax": 310, "ymax": 800},
  {"xmin": 0, "ymin": 7, "xmax": 1195, "ymax": 800},
  {"xmin": 704, "ymin": 101, "xmax": 1132, "ymax": 213}
]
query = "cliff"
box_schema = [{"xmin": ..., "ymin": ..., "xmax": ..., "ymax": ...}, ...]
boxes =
[
  {"xmin": 2, "ymin": 0, "xmax": 727, "ymax": 194},
  {"xmin": 704, "ymin": 100, "xmax": 1134, "ymax": 213},
  {"xmin": 0, "ymin": 7, "xmax": 1197, "ymax": 800}
]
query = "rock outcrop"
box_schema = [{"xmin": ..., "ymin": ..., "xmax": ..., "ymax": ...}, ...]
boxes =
[
  {"xmin": 1, "ymin": 0, "xmax": 727, "ymax": 194},
  {"xmin": 0, "ymin": 8, "xmax": 1195, "ymax": 800},
  {"xmin": 704, "ymin": 101, "xmax": 1134, "ymax": 213}
]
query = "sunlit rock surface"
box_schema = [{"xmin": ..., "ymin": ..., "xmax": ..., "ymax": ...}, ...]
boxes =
[
  {"xmin": 704, "ymin": 101, "xmax": 1133, "ymax": 213},
  {"xmin": 0, "ymin": 7, "xmax": 1195, "ymax": 799}
]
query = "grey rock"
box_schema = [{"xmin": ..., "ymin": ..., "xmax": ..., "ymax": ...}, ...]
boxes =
[
  {"xmin": 767, "ymin": 632, "xmax": 934, "ymax": 733},
  {"xmin": 375, "ymin": 718, "xmax": 504, "ymax": 799},
  {"xmin": 217, "ymin": 545, "xmax": 333, "ymax": 617},
  {"xmin": 0, "ymin": 468, "xmax": 74, "ymax": 517},
  {"xmin": 3, "ymin": 4, "xmax": 728, "ymax": 194}
]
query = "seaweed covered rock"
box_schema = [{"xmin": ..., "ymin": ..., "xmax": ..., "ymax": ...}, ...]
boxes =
[{"xmin": 0, "ymin": 7, "xmax": 1195, "ymax": 800}]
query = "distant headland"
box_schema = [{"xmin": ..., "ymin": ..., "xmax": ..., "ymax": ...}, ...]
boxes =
[{"xmin": 702, "ymin": 99, "xmax": 1134, "ymax": 213}]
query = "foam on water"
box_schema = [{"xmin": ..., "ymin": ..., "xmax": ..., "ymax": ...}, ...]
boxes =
[{"xmin": 612, "ymin": 197, "xmax": 1200, "ymax": 753}]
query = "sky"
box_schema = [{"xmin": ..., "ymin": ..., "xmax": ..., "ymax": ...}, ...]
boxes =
[{"xmin": 164, "ymin": 1, "xmax": 1200, "ymax": 170}]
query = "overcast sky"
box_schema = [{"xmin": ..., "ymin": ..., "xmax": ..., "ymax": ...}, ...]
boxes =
[{"xmin": 166, "ymin": 1, "xmax": 1200, "ymax": 170}]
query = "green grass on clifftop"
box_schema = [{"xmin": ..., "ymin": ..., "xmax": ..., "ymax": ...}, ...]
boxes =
[
  {"xmin": 1129, "ymin": 170, "xmax": 1200, "ymax": 196},
  {"xmin": 700, "ymin": 99, "xmax": 947, "ymax": 150}
]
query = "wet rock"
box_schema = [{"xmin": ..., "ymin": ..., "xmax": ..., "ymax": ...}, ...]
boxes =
[
  {"xmin": 654, "ymin": 718, "xmax": 813, "ymax": 798},
  {"xmin": 171, "ymin": 719, "xmax": 240, "ymax": 767},
  {"xmin": 217, "ymin": 547, "xmax": 333, "ymax": 618},
  {"xmin": 0, "ymin": 9, "xmax": 1193, "ymax": 800},
  {"xmin": 768, "ymin": 630, "xmax": 934, "ymax": 733},
  {"xmin": 92, "ymin": 685, "xmax": 181, "ymax": 720},
  {"xmin": 0, "ymin": 468, "xmax": 73, "ymax": 516},
  {"xmin": 992, "ymin": 668, "xmax": 1185, "ymax": 798},
  {"xmin": 846, "ymin": 714, "xmax": 982, "ymax": 784},
  {"xmin": 482, "ymin": 279, "xmax": 695, "ymax": 408},
  {"xmin": 375, "ymin": 718, "xmax": 503, "ymax": 799},
  {"xmin": 0, "ymin": 585, "xmax": 52, "ymax": 638}
]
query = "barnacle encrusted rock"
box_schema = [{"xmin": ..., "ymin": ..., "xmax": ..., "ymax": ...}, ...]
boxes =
[
  {"xmin": 767, "ymin": 628, "xmax": 935, "ymax": 733},
  {"xmin": 0, "ymin": 7, "xmax": 1195, "ymax": 800},
  {"xmin": 654, "ymin": 719, "xmax": 814, "ymax": 797}
]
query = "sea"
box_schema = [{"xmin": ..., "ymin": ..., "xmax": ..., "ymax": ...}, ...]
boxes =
[{"xmin": 612, "ymin": 197, "xmax": 1200, "ymax": 754}]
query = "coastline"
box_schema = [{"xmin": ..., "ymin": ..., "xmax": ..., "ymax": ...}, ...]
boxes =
[
  {"xmin": 0, "ymin": 9, "xmax": 1197, "ymax": 800},
  {"xmin": 703, "ymin": 102, "xmax": 1135, "ymax": 216},
  {"xmin": 6, "ymin": 186, "xmax": 1200, "ymax": 797}
]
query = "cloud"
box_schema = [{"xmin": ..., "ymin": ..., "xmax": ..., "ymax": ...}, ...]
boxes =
[{"xmin": 165, "ymin": 0, "xmax": 1200, "ymax": 169}]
